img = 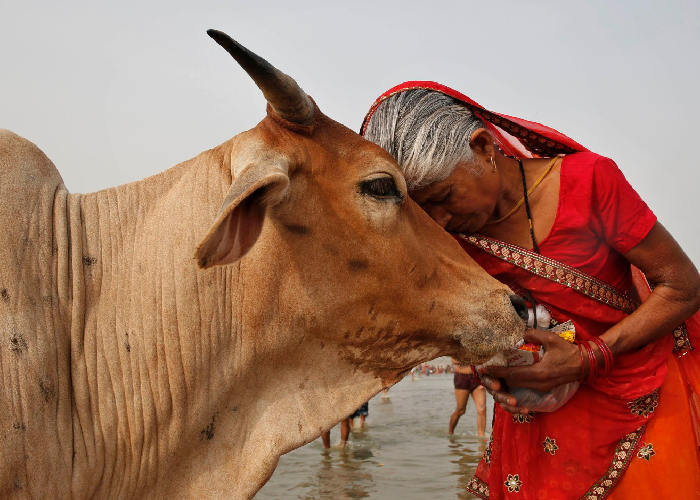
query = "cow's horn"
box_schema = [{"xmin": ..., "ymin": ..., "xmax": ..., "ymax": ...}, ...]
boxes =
[{"xmin": 207, "ymin": 29, "xmax": 314, "ymax": 125}]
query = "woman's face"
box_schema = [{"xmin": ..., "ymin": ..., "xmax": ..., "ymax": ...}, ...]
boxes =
[{"xmin": 411, "ymin": 161, "xmax": 500, "ymax": 234}]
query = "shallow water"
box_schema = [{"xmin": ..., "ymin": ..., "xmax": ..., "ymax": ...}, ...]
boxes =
[{"xmin": 258, "ymin": 367, "xmax": 493, "ymax": 499}]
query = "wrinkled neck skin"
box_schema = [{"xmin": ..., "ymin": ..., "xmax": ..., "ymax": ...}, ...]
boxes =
[{"xmin": 64, "ymin": 146, "xmax": 392, "ymax": 499}]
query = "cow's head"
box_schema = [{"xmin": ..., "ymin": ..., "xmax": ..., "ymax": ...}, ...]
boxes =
[{"xmin": 195, "ymin": 30, "xmax": 525, "ymax": 378}]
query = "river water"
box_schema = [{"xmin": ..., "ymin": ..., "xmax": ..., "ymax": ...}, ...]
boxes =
[{"xmin": 258, "ymin": 363, "xmax": 493, "ymax": 499}]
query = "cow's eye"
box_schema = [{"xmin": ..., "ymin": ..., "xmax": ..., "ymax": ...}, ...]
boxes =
[{"xmin": 360, "ymin": 176, "xmax": 403, "ymax": 201}]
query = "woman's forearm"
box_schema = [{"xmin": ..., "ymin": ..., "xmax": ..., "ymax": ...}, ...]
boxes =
[
  {"xmin": 601, "ymin": 282, "xmax": 700, "ymax": 356},
  {"xmin": 603, "ymin": 222, "xmax": 700, "ymax": 356}
]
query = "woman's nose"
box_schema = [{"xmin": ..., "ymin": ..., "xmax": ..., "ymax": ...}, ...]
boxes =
[{"xmin": 509, "ymin": 295, "xmax": 529, "ymax": 322}]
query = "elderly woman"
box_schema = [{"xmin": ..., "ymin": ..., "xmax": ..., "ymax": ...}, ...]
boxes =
[{"xmin": 361, "ymin": 82, "xmax": 700, "ymax": 499}]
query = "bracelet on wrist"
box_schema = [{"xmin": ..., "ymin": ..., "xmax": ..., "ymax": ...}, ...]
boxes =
[
  {"xmin": 577, "ymin": 338, "xmax": 614, "ymax": 382},
  {"xmin": 577, "ymin": 344, "xmax": 588, "ymax": 381},
  {"xmin": 590, "ymin": 337, "xmax": 614, "ymax": 375}
]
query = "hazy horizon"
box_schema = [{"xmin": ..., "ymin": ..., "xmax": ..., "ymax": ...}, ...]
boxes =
[{"xmin": 3, "ymin": 0, "xmax": 699, "ymax": 263}]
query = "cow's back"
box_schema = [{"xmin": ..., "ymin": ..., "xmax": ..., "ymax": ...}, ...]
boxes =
[{"xmin": 0, "ymin": 130, "xmax": 72, "ymax": 497}]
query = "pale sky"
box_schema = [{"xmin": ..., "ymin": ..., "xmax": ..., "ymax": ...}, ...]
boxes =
[{"xmin": 2, "ymin": 0, "xmax": 699, "ymax": 263}]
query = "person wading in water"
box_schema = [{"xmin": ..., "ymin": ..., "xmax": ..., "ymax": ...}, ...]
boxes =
[{"xmin": 450, "ymin": 358, "xmax": 486, "ymax": 437}]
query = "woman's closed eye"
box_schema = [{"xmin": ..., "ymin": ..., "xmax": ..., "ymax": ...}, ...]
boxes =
[{"xmin": 430, "ymin": 185, "xmax": 452, "ymax": 205}]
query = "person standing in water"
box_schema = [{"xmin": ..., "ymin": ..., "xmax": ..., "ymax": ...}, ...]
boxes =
[
  {"xmin": 449, "ymin": 358, "xmax": 486, "ymax": 437},
  {"xmin": 321, "ymin": 418, "xmax": 352, "ymax": 448},
  {"xmin": 320, "ymin": 402, "xmax": 368, "ymax": 448},
  {"xmin": 348, "ymin": 402, "xmax": 369, "ymax": 429}
]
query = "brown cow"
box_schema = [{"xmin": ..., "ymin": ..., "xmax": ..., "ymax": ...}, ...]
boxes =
[{"xmin": 0, "ymin": 30, "xmax": 525, "ymax": 498}]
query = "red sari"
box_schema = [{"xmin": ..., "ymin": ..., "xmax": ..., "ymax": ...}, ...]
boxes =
[
  {"xmin": 362, "ymin": 82, "xmax": 700, "ymax": 499},
  {"xmin": 460, "ymin": 154, "xmax": 696, "ymax": 499}
]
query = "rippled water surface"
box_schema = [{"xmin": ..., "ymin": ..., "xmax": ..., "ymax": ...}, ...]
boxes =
[{"xmin": 258, "ymin": 366, "xmax": 494, "ymax": 499}]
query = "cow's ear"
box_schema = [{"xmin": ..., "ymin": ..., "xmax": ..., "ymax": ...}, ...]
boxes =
[{"xmin": 195, "ymin": 161, "xmax": 289, "ymax": 268}]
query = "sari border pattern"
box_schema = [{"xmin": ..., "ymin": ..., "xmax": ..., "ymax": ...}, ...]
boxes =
[
  {"xmin": 476, "ymin": 108, "xmax": 579, "ymax": 156},
  {"xmin": 461, "ymin": 234, "xmax": 639, "ymax": 314},
  {"xmin": 582, "ymin": 425, "xmax": 646, "ymax": 500},
  {"xmin": 484, "ymin": 435, "xmax": 493, "ymax": 464},
  {"xmin": 466, "ymin": 476, "xmax": 490, "ymax": 499}
]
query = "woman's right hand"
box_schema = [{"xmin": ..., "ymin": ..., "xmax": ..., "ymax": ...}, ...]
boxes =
[{"xmin": 480, "ymin": 374, "xmax": 531, "ymax": 415}]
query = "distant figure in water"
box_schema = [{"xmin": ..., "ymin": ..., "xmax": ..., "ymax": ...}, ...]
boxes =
[
  {"xmin": 449, "ymin": 358, "xmax": 486, "ymax": 437},
  {"xmin": 321, "ymin": 402, "xmax": 368, "ymax": 448},
  {"xmin": 349, "ymin": 401, "xmax": 369, "ymax": 429},
  {"xmin": 321, "ymin": 418, "xmax": 351, "ymax": 448}
]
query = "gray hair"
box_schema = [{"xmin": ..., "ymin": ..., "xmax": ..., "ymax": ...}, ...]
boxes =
[{"xmin": 363, "ymin": 89, "xmax": 485, "ymax": 190}]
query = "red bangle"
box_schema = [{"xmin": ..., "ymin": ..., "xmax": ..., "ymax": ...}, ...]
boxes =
[
  {"xmin": 589, "ymin": 342, "xmax": 599, "ymax": 380},
  {"xmin": 596, "ymin": 339, "xmax": 609, "ymax": 374},
  {"xmin": 590, "ymin": 337, "xmax": 614, "ymax": 375},
  {"xmin": 577, "ymin": 344, "xmax": 587, "ymax": 381},
  {"xmin": 582, "ymin": 341, "xmax": 598, "ymax": 381}
]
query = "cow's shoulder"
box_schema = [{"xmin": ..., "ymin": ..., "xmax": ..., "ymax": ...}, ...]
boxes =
[{"xmin": 0, "ymin": 129, "xmax": 64, "ymax": 182}]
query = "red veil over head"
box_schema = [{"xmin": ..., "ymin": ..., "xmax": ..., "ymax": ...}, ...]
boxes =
[{"xmin": 360, "ymin": 80, "xmax": 588, "ymax": 159}]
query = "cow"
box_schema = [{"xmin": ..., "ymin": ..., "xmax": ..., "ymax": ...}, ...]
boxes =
[{"xmin": 0, "ymin": 30, "xmax": 525, "ymax": 498}]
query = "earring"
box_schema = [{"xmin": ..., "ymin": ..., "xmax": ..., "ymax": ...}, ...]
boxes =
[{"xmin": 490, "ymin": 156, "xmax": 497, "ymax": 173}]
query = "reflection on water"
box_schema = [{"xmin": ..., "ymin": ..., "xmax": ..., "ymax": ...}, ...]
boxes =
[
  {"xmin": 258, "ymin": 367, "xmax": 494, "ymax": 499},
  {"xmin": 449, "ymin": 436, "xmax": 487, "ymax": 500}
]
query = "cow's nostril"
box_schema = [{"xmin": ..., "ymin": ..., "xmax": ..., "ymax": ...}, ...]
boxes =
[{"xmin": 509, "ymin": 294, "xmax": 529, "ymax": 322}]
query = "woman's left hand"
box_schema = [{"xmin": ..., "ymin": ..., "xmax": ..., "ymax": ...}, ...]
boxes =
[
  {"xmin": 479, "ymin": 329, "xmax": 582, "ymax": 393},
  {"xmin": 479, "ymin": 374, "xmax": 531, "ymax": 415}
]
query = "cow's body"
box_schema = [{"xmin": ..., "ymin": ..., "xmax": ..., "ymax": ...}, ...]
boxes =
[
  {"xmin": 0, "ymin": 130, "xmax": 73, "ymax": 497},
  {"xmin": 0, "ymin": 32, "xmax": 524, "ymax": 499}
]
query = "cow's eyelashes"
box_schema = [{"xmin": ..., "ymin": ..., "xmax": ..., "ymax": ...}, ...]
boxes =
[{"xmin": 360, "ymin": 177, "xmax": 403, "ymax": 201}]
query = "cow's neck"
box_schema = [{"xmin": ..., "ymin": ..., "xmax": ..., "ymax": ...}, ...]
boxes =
[
  {"xmin": 66, "ymin": 148, "xmax": 244, "ymax": 495},
  {"xmin": 66, "ymin": 149, "xmax": 387, "ymax": 498}
]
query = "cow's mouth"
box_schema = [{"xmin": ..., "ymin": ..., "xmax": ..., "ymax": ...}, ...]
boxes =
[{"xmin": 509, "ymin": 295, "xmax": 529, "ymax": 322}]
